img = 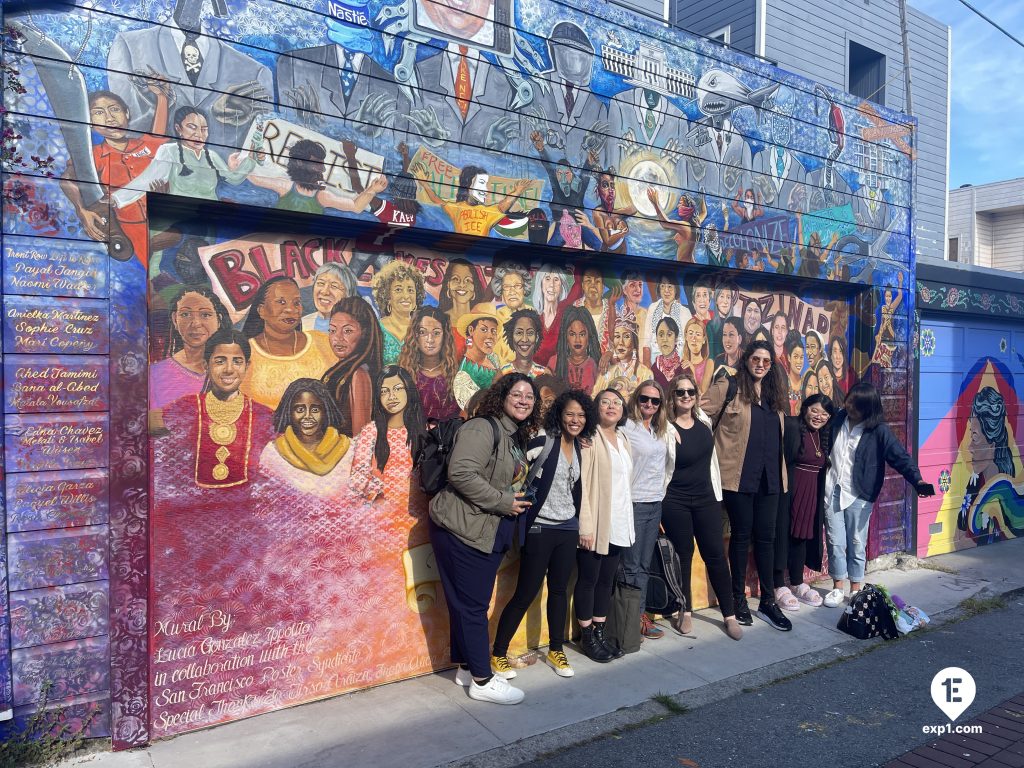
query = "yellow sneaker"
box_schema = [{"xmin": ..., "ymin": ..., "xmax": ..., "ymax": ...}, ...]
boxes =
[
  {"xmin": 546, "ymin": 649, "xmax": 575, "ymax": 678},
  {"xmin": 490, "ymin": 654, "xmax": 516, "ymax": 679}
]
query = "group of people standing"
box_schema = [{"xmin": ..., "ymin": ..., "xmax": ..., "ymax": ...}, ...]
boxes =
[{"xmin": 428, "ymin": 342, "xmax": 933, "ymax": 705}]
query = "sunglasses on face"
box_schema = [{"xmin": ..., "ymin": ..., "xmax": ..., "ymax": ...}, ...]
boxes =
[
  {"xmin": 637, "ymin": 395, "xmax": 661, "ymax": 406},
  {"xmin": 674, "ymin": 388, "xmax": 697, "ymax": 398}
]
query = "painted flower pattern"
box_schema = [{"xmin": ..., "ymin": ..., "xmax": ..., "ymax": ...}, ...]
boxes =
[{"xmin": 920, "ymin": 328, "xmax": 936, "ymax": 357}]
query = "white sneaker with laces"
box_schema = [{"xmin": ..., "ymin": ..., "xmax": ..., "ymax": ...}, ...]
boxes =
[
  {"xmin": 468, "ymin": 674, "xmax": 525, "ymax": 705},
  {"xmin": 823, "ymin": 588, "xmax": 845, "ymax": 608},
  {"xmin": 454, "ymin": 667, "xmax": 472, "ymax": 687}
]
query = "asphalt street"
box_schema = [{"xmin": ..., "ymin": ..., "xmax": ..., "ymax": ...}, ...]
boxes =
[{"xmin": 523, "ymin": 596, "xmax": 1024, "ymax": 768}]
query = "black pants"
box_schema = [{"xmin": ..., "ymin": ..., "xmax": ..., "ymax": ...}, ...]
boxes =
[
  {"xmin": 429, "ymin": 519, "xmax": 506, "ymax": 679},
  {"xmin": 493, "ymin": 526, "xmax": 577, "ymax": 655},
  {"xmin": 574, "ymin": 544, "xmax": 622, "ymax": 621},
  {"xmin": 662, "ymin": 491, "xmax": 735, "ymax": 617},
  {"xmin": 723, "ymin": 488, "xmax": 778, "ymax": 602},
  {"xmin": 773, "ymin": 494, "xmax": 808, "ymax": 588}
]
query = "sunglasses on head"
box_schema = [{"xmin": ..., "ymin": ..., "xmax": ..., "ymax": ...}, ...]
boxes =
[
  {"xmin": 674, "ymin": 388, "xmax": 697, "ymax": 398},
  {"xmin": 637, "ymin": 394, "xmax": 661, "ymax": 406}
]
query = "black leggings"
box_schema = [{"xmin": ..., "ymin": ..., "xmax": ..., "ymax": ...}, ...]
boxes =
[
  {"xmin": 723, "ymin": 489, "xmax": 778, "ymax": 601},
  {"xmin": 773, "ymin": 494, "xmax": 808, "ymax": 588},
  {"xmin": 574, "ymin": 544, "xmax": 622, "ymax": 622},
  {"xmin": 493, "ymin": 527, "xmax": 577, "ymax": 655},
  {"xmin": 662, "ymin": 491, "xmax": 735, "ymax": 617}
]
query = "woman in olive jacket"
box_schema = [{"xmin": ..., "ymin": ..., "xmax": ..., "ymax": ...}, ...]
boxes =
[{"xmin": 428, "ymin": 373, "xmax": 541, "ymax": 705}]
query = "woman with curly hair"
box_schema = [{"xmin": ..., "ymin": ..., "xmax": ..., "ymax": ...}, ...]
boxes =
[
  {"xmin": 150, "ymin": 284, "xmax": 230, "ymax": 410},
  {"xmin": 428, "ymin": 373, "xmax": 542, "ymax": 705},
  {"xmin": 257, "ymin": 378, "xmax": 352, "ymax": 495},
  {"xmin": 322, "ymin": 296, "xmax": 382, "ymax": 437},
  {"xmin": 439, "ymin": 258, "xmax": 487, "ymax": 357},
  {"xmin": 490, "ymin": 261, "xmax": 533, "ymax": 365},
  {"xmin": 701, "ymin": 340, "xmax": 791, "ymax": 632},
  {"xmin": 500, "ymin": 308, "xmax": 551, "ymax": 378},
  {"xmin": 372, "ymin": 260, "xmax": 426, "ymax": 365},
  {"xmin": 551, "ymin": 305, "xmax": 601, "ymax": 393},
  {"xmin": 492, "ymin": 389, "xmax": 598, "ymax": 679},
  {"xmin": 397, "ymin": 307, "xmax": 460, "ymax": 423},
  {"xmin": 350, "ymin": 365, "xmax": 427, "ymax": 501}
]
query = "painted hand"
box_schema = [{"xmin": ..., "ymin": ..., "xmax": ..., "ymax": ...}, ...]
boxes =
[
  {"xmin": 355, "ymin": 92, "xmax": 398, "ymax": 138},
  {"xmin": 212, "ymin": 80, "xmax": 269, "ymax": 126},
  {"xmin": 485, "ymin": 115, "xmax": 519, "ymax": 151}
]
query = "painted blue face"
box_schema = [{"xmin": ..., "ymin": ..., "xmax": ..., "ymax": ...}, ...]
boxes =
[{"xmin": 326, "ymin": 16, "xmax": 376, "ymax": 55}]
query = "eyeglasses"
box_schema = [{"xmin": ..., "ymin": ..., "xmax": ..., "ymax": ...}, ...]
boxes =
[
  {"xmin": 750, "ymin": 358, "xmax": 772, "ymax": 368},
  {"xmin": 674, "ymin": 388, "xmax": 697, "ymax": 398},
  {"xmin": 637, "ymin": 395, "xmax": 661, "ymax": 406}
]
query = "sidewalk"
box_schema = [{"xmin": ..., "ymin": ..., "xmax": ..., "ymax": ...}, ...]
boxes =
[{"xmin": 62, "ymin": 538, "xmax": 1024, "ymax": 768}]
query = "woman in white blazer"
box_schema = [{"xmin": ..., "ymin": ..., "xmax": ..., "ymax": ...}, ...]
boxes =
[{"xmin": 661, "ymin": 371, "xmax": 743, "ymax": 640}]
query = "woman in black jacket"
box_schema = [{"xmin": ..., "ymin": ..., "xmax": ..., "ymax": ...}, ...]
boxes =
[
  {"xmin": 491, "ymin": 390, "xmax": 598, "ymax": 678},
  {"xmin": 773, "ymin": 395, "xmax": 834, "ymax": 611},
  {"xmin": 823, "ymin": 382, "xmax": 935, "ymax": 607}
]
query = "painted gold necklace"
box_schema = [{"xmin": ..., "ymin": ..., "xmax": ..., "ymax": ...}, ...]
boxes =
[{"xmin": 205, "ymin": 392, "xmax": 245, "ymax": 481}]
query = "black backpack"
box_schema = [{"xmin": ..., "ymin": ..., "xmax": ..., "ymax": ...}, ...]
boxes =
[
  {"xmin": 645, "ymin": 533, "xmax": 688, "ymax": 617},
  {"xmin": 837, "ymin": 584, "xmax": 899, "ymax": 640},
  {"xmin": 415, "ymin": 416, "xmax": 498, "ymax": 496}
]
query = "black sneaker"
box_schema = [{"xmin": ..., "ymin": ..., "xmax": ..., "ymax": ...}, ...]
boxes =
[
  {"xmin": 734, "ymin": 595, "xmax": 753, "ymax": 626},
  {"xmin": 757, "ymin": 600, "xmax": 793, "ymax": 631}
]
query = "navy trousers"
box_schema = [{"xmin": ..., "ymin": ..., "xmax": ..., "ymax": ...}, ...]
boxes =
[{"xmin": 429, "ymin": 519, "xmax": 506, "ymax": 678}]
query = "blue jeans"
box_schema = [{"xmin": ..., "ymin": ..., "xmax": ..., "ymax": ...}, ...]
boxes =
[
  {"xmin": 620, "ymin": 501, "xmax": 662, "ymax": 604},
  {"xmin": 824, "ymin": 487, "xmax": 874, "ymax": 582}
]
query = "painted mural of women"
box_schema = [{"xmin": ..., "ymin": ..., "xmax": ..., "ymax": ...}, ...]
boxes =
[
  {"xmin": 533, "ymin": 262, "xmax": 574, "ymax": 367},
  {"xmin": 149, "ymin": 285, "xmax": 230, "ymax": 410},
  {"xmin": 707, "ymin": 281, "xmax": 737, "ymax": 360},
  {"xmin": 770, "ymin": 312, "xmax": 789, "ymax": 371},
  {"xmin": 438, "ymin": 258, "xmax": 487, "ymax": 357},
  {"xmin": 323, "ymin": 296, "xmax": 383, "ymax": 438},
  {"xmin": 350, "ymin": 366, "xmax": 428, "ymax": 502},
  {"xmin": 829, "ymin": 336, "xmax": 852, "ymax": 394},
  {"xmin": 373, "ymin": 260, "xmax": 427, "ymax": 365},
  {"xmin": 500, "ymin": 309, "xmax": 551, "ymax": 378},
  {"xmin": 958, "ymin": 386, "xmax": 1017, "ymax": 541},
  {"xmin": 302, "ymin": 263, "xmax": 359, "ymax": 333},
  {"xmin": 489, "ymin": 261, "xmax": 533, "ymax": 365},
  {"xmin": 452, "ymin": 311, "xmax": 501, "ymax": 409},
  {"xmin": 258, "ymin": 379, "xmax": 353, "ymax": 496},
  {"xmin": 240, "ymin": 276, "xmax": 335, "ymax": 409},
  {"xmin": 815, "ymin": 359, "xmax": 842, "ymax": 404},
  {"xmin": 805, "ymin": 329, "xmax": 824, "ymax": 370},
  {"xmin": 785, "ymin": 330, "xmax": 805, "ymax": 416},
  {"xmin": 592, "ymin": 314, "xmax": 653, "ymax": 398},
  {"xmin": 397, "ymin": 306, "xmax": 460, "ymax": 423},
  {"xmin": 651, "ymin": 316, "xmax": 683, "ymax": 391},
  {"xmin": 644, "ymin": 275, "xmax": 691, "ymax": 367},
  {"xmin": 552, "ymin": 305, "xmax": 601, "ymax": 393},
  {"xmin": 680, "ymin": 317, "xmax": 713, "ymax": 394}
]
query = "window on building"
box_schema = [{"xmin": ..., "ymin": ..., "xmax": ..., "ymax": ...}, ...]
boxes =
[
  {"xmin": 709, "ymin": 25, "xmax": 731, "ymax": 46},
  {"xmin": 849, "ymin": 41, "xmax": 886, "ymax": 106},
  {"xmin": 948, "ymin": 237, "xmax": 959, "ymax": 263}
]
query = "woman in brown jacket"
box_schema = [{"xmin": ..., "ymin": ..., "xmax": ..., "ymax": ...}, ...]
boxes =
[
  {"xmin": 701, "ymin": 340, "xmax": 792, "ymax": 632},
  {"xmin": 575, "ymin": 388, "xmax": 635, "ymax": 662}
]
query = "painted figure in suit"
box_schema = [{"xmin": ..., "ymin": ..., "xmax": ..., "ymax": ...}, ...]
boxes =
[
  {"xmin": 607, "ymin": 86, "xmax": 688, "ymax": 190},
  {"xmin": 752, "ymin": 89, "xmax": 808, "ymax": 213},
  {"xmin": 107, "ymin": 0, "xmax": 272, "ymax": 153}
]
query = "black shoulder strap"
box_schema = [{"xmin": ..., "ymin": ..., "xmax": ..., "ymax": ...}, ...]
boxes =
[{"xmin": 712, "ymin": 376, "xmax": 737, "ymax": 432}]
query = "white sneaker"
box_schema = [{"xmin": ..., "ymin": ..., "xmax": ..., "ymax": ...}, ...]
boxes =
[
  {"xmin": 468, "ymin": 675, "xmax": 525, "ymax": 705},
  {"xmin": 823, "ymin": 588, "xmax": 845, "ymax": 608},
  {"xmin": 454, "ymin": 667, "xmax": 472, "ymax": 687}
]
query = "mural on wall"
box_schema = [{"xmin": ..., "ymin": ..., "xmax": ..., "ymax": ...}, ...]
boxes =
[
  {"xmin": 1, "ymin": 0, "xmax": 915, "ymax": 748},
  {"xmin": 918, "ymin": 328, "xmax": 1024, "ymax": 557}
]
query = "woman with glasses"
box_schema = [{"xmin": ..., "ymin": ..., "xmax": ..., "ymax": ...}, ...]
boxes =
[
  {"xmin": 701, "ymin": 340, "xmax": 791, "ymax": 632},
  {"xmin": 576, "ymin": 388, "xmax": 635, "ymax": 662},
  {"xmin": 492, "ymin": 390, "xmax": 598, "ymax": 680},
  {"xmin": 428, "ymin": 373, "xmax": 541, "ymax": 704},
  {"xmin": 663, "ymin": 371, "xmax": 743, "ymax": 640},
  {"xmin": 621, "ymin": 381, "xmax": 671, "ymax": 640}
]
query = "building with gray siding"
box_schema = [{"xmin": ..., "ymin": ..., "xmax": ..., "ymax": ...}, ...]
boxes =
[
  {"xmin": 947, "ymin": 179, "xmax": 1024, "ymax": 270},
  {"xmin": 668, "ymin": 0, "xmax": 951, "ymax": 261}
]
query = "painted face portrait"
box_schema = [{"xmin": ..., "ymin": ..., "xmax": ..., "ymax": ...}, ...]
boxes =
[
  {"xmin": 598, "ymin": 175, "xmax": 616, "ymax": 209},
  {"xmin": 90, "ymin": 95, "xmax": 129, "ymax": 141},
  {"xmin": 173, "ymin": 292, "xmax": 219, "ymax": 351},
  {"xmin": 788, "ymin": 345, "xmax": 804, "ymax": 375},
  {"xmin": 389, "ymin": 277, "xmax": 418, "ymax": 318},
  {"xmin": 658, "ymin": 278, "xmax": 677, "ymax": 305},
  {"xmin": 380, "ymin": 375, "xmax": 409, "ymax": 417},
  {"xmin": 772, "ymin": 316, "xmax": 788, "ymax": 347},
  {"xmin": 743, "ymin": 301, "xmax": 762, "ymax": 335},
  {"xmin": 258, "ymin": 281, "xmax": 303, "ymax": 336},
  {"xmin": 206, "ymin": 343, "xmax": 247, "ymax": 398},
  {"xmin": 830, "ymin": 339, "xmax": 845, "ymax": 373},
  {"xmin": 313, "ymin": 274, "xmax": 348, "ymax": 315},
  {"xmin": 613, "ymin": 326, "xmax": 635, "ymax": 360},
  {"xmin": 416, "ymin": 315, "xmax": 444, "ymax": 358},
  {"xmin": 511, "ymin": 317, "xmax": 539, "ymax": 359},
  {"xmin": 176, "ymin": 111, "xmax": 209, "ymax": 151},
  {"xmin": 468, "ymin": 173, "xmax": 489, "ymax": 204},
  {"xmin": 582, "ymin": 270, "xmax": 603, "ymax": 304},
  {"xmin": 722, "ymin": 323, "xmax": 741, "ymax": 355},
  {"xmin": 329, "ymin": 311, "xmax": 364, "ymax": 360},
  {"xmin": 501, "ymin": 272, "xmax": 527, "ymax": 310},
  {"xmin": 540, "ymin": 386, "xmax": 556, "ymax": 415},
  {"xmin": 816, "ymin": 364, "xmax": 834, "ymax": 398},
  {"xmin": 693, "ymin": 287, "xmax": 711, "ymax": 314},
  {"xmin": 657, "ymin": 321, "xmax": 678, "ymax": 357},
  {"xmin": 715, "ymin": 289, "xmax": 733, "ymax": 317},
  {"xmin": 623, "ymin": 277, "xmax": 643, "ymax": 305},
  {"xmin": 447, "ymin": 264, "xmax": 476, "ymax": 306},
  {"xmin": 290, "ymin": 391, "xmax": 326, "ymax": 444},
  {"xmin": 469, "ymin": 318, "xmax": 498, "ymax": 355},
  {"xmin": 802, "ymin": 373, "xmax": 819, "ymax": 397},
  {"xmin": 419, "ymin": 0, "xmax": 493, "ymax": 42},
  {"xmin": 685, "ymin": 322, "xmax": 705, "ymax": 356},
  {"xmin": 567, "ymin": 319, "xmax": 589, "ymax": 357},
  {"xmin": 806, "ymin": 334, "xmax": 822, "ymax": 366},
  {"xmin": 542, "ymin": 271, "xmax": 562, "ymax": 304}
]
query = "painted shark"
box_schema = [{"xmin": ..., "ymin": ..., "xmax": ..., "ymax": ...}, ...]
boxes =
[{"xmin": 695, "ymin": 69, "xmax": 780, "ymax": 126}]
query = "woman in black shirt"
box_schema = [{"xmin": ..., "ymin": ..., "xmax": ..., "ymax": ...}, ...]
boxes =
[{"xmin": 662, "ymin": 371, "xmax": 743, "ymax": 640}]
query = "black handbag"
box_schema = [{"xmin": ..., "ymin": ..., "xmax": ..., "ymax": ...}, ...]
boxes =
[
  {"xmin": 605, "ymin": 566, "xmax": 643, "ymax": 654},
  {"xmin": 836, "ymin": 584, "xmax": 899, "ymax": 640},
  {"xmin": 645, "ymin": 532, "xmax": 688, "ymax": 617}
]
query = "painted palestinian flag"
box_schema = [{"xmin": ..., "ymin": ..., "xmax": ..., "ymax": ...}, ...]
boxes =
[{"xmin": 494, "ymin": 212, "xmax": 530, "ymax": 239}]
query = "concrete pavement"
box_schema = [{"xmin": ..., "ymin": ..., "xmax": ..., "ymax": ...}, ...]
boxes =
[{"xmin": 58, "ymin": 537, "xmax": 1024, "ymax": 768}]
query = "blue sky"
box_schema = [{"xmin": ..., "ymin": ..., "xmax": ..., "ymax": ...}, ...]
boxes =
[{"xmin": 910, "ymin": 0, "xmax": 1024, "ymax": 188}]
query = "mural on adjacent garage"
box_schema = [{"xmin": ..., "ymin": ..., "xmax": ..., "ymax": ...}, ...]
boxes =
[{"xmin": 1, "ymin": 0, "xmax": 915, "ymax": 748}]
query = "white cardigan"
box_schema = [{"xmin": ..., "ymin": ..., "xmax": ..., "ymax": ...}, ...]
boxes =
[{"xmin": 662, "ymin": 410, "xmax": 723, "ymax": 501}]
